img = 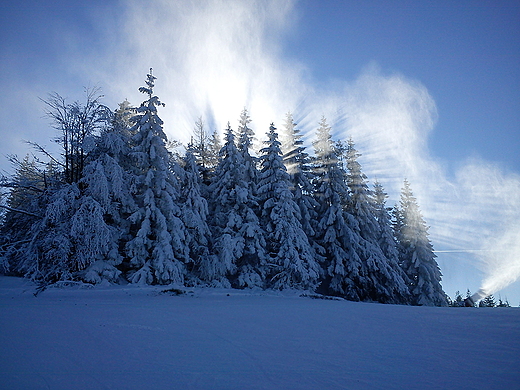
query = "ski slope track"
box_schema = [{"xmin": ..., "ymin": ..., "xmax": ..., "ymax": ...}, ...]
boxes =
[{"xmin": 0, "ymin": 276, "xmax": 518, "ymax": 390}]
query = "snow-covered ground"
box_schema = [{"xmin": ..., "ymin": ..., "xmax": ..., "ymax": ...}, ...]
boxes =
[{"xmin": 0, "ymin": 276, "xmax": 518, "ymax": 390}]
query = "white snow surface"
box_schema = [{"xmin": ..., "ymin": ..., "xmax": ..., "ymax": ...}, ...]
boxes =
[{"xmin": 0, "ymin": 276, "xmax": 518, "ymax": 390}]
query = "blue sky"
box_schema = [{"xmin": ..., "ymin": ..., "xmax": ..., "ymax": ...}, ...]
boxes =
[
  {"xmin": 1, "ymin": 0, "xmax": 519, "ymax": 303},
  {"xmin": 289, "ymin": 1, "xmax": 520, "ymax": 171}
]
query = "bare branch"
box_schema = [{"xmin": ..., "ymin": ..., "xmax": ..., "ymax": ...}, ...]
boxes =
[
  {"xmin": 0, "ymin": 204, "xmax": 41, "ymax": 218},
  {"xmin": 24, "ymin": 141, "xmax": 64, "ymax": 168},
  {"xmin": 0, "ymin": 181, "xmax": 45, "ymax": 193}
]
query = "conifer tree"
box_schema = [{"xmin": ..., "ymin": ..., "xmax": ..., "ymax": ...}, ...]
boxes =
[
  {"xmin": 258, "ymin": 124, "xmax": 320, "ymax": 290},
  {"xmin": 496, "ymin": 297, "xmax": 511, "ymax": 307},
  {"xmin": 180, "ymin": 150, "xmax": 212, "ymax": 284},
  {"xmin": 479, "ymin": 295, "xmax": 496, "ymax": 307},
  {"xmin": 12, "ymin": 181, "xmax": 114, "ymax": 286},
  {"xmin": 312, "ymin": 117, "xmax": 363, "ymax": 300},
  {"xmin": 209, "ymin": 123, "xmax": 266, "ymax": 288},
  {"xmin": 206, "ymin": 129, "xmax": 222, "ymax": 173},
  {"xmin": 373, "ymin": 181, "xmax": 398, "ymax": 261},
  {"xmin": 76, "ymin": 102, "xmax": 136, "ymax": 283},
  {"xmin": 372, "ymin": 180, "xmax": 411, "ymax": 303},
  {"xmin": 124, "ymin": 69, "xmax": 188, "ymax": 284},
  {"xmin": 394, "ymin": 180, "xmax": 447, "ymax": 306},
  {"xmin": 451, "ymin": 291, "xmax": 465, "ymax": 307},
  {"xmin": 77, "ymin": 161, "xmax": 123, "ymax": 283},
  {"xmin": 280, "ymin": 113, "xmax": 319, "ymax": 245},
  {"xmin": 237, "ymin": 108, "xmax": 259, "ymax": 192},
  {"xmin": 190, "ymin": 116, "xmax": 211, "ymax": 183},
  {"xmin": 344, "ymin": 139, "xmax": 409, "ymax": 303},
  {"xmin": 114, "ymin": 99, "xmax": 134, "ymax": 133},
  {"xmin": 278, "ymin": 112, "xmax": 298, "ymax": 174},
  {"xmin": 22, "ymin": 184, "xmax": 81, "ymax": 283}
]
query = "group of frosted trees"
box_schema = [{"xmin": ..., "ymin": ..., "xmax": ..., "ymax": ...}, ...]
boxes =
[
  {"xmin": 450, "ymin": 290, "xmax": 511, "ymax": 307},
  {"xmin": 0, "ymin": 71, "xmax": 447, "ymax": 306}
]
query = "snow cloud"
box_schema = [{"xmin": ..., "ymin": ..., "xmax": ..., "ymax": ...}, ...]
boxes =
[
  {"xmin": 81, "ymin": 0, "xmax": 305, "ymax": 143},
  {"xmin": 65, "ymin": 0, "xmax": 520, "ymax": 298},
  {"xmin": 333, "ymin": 69, "xmax": 520, "ymax": 297}
]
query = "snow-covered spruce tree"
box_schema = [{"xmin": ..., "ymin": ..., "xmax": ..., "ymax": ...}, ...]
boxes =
[
  {"xmin": 206, "ymin": 128, "xmax": 222, "ymax": 174},
  {"xmin": 344, "ymin": 139, "xmax": 409, "ymax": 303},
  {"xmin": 12, "ymin": 180, "xmax": 113, "ymax": 286},
  {"xmin": 311, "ymin": 117, "xmax": 364, "ymax": 300},
  {"xmin": 237, "ymin": 108, "xmax": 259, "ymax": 192},
  {"xmin": 21, "ymin": 184, "xmax": 80, "ymax": 283},
  {"xmin": 179, "ymin": 149, "xmax": 212, "ymax": 285},
  {"xmin": 67, "ymin": 189, "xmax": 119, "ymax": 282},
  {"xmin": 279, "ymin": 112, "xmax": 303, "ymax": 175},
  {"xmin": 114, "ymin": 99, "xmax": 134, "ymax": 135},
  {"xmin": 124, "ymin": 70, "xmax": 188, "ymax": 285},
  {"xmin": 77, "ymin": 164, "xmax": 123, "ymax": 283},
  {"xmin": 76, "ymin": 101, "xmax": 137, "ymax": 283},
  {"xmin": 280, "ymin": 112, "xmax": 320, "ymax": 248},
  {"xmin": 208, "ymin": 123, "xmax": 266, "ymax": 288},
  {"xmin": 192, "ymin": 127, "xmax": 222, "ymax": 197},
  {"xmin": 278, "ymin": 112, "xmax": 295, "ymax": 171},
  {"xmin": 189, "ymin": 116, "xmax": 212, "ymax": 184},
  {"xmin": 394, "ymin": 180, "xmax": 447, "ymax": 306},
  {"xmin": 450, "ymin": 290, "xmax": 465, "ymax": 307},
  {"xmin": 258, "ymin": 124, "xmax": 320, "ymax": 290},
  {"xmin": 372, "ymin": 180, "xmax": 411, "ymax": 303},
  {"xmin": 479, "ymin": 295, "xmax": 496, "ymax": 307},
  {"xmin": 372, "ymin": 180, "xmax": 397, "ymax": 260},
  {"xmin": 496, "ymin": 297, "xmax": 511, "ymax": 307}
]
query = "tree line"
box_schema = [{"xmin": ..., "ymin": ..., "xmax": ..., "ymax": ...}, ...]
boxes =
[
  {"xmin": 449, "ymin": 290, "xmax": 511, "ymax": 307},
  {"xmin": 0, "ymin": 70, "xmax": 447, "ymax": 306}
]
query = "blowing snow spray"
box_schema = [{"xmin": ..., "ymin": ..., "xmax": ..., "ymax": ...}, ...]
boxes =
[{"xmin": 464, "ymin": 288, "xmax": 487, "ymax": 307}]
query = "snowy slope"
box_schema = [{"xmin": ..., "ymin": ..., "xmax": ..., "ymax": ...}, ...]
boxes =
[{"xmin": 0, "ymin": 276, "xmax": 518, "ymax": 390}]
